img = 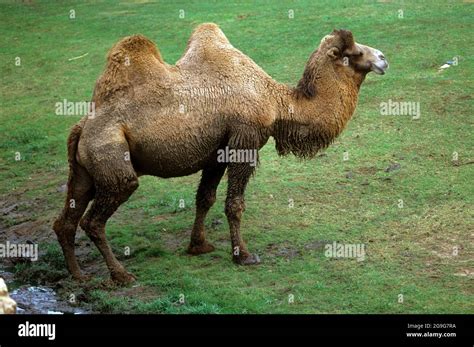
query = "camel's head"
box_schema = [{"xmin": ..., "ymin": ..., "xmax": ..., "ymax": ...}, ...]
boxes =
[{"xmin": 321, "ymin": 29, "xmax": 388, "ymax": 77}]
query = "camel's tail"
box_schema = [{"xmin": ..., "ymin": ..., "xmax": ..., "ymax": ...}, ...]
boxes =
[
  {"xmin": 59, "ymin": 117, "xmax": 93, "ymax": 215},
  {"xmin": 53, "ymin": 118, "xmax": 92, "ymax": 230},
  {"xmin": 65, "ymin": 121, "xmax": 83, "ymax": 200}
]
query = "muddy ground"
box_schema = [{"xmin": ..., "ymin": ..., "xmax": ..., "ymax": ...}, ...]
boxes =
[
  {"xmin": 0, "ymin": 191, "xmax": 111, "ymax": 314},
  {"xmin": 0, "ymin": 189, "xmax": 190, "ymax": 314}
]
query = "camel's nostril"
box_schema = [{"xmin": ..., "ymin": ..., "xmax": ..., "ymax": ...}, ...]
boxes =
[{"xmin": 379, "ymin": 54, "xmax": 385, "ymax": 60}]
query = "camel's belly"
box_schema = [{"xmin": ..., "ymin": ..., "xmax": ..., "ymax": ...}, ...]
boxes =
[
  {"xmin": 132, "ymin": 150, "xmax": 218, "ymax": 178},
  {"xmin": 129, "ymin": 133, "xmax": 224, "ymax": 178},
  {"xmin": 120, "ymin": 106, "xmax": 271, "ymax": 178}
]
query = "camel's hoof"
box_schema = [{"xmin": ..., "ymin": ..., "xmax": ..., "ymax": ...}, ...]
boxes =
[
  {"xmin": 111, "ymin": 271, "xmax": 136, "ymax": 285},
  {"xmin": 233, "ymin": 253, "xmax": 261, "ymax": 266},
  {"xmin": 187, "ymin": 241, "xmax": 215, "ymax": 255}
]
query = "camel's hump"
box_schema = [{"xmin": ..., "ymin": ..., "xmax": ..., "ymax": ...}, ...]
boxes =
[
  {"xmin": 189, "ymin": 23, "xmax": 230, "ymax": 45},
  {"xmin": 107, "ymin": 34, "xmax": 164, "ymax": 65},
  {"xmin": 177, "ymin": 22, "xmax": 258, "ymax": 72},
  {"xmin": 93, "ymin": 24, "xmax": 269, "ymax": 107},
  {"xmin": 92, "ymin": 35, "xmax": 167, "ymax": 107}
]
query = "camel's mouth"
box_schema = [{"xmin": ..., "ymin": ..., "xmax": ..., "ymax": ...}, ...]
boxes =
[{"xmin": 371, "ymin": 60, "xmax": 389, "ymax": 75}]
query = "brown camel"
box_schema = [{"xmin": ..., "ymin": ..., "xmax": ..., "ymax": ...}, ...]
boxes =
[{"xmin": 53, "ymin": 23, "xmax": 388, "ymax": 284}]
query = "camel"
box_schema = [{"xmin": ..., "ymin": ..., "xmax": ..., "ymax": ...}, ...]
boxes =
[{"xmin": 53, "ymin": 23, "xmax": 388, "ymax": 284}]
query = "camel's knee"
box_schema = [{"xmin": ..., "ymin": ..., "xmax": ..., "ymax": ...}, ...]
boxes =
[
  {"xmin": 53, "ymin": 214, "xmax": 75, "ymax": 235},
  {"xmin": 80, "ymin": 218, "xmax": 105, "ymax": 241},
  {"xmin": 53, "ymin": 215, "xmax": 65, "ymax": 234},
  {"xmin": 53, "ymin": 217, "xmax": 77, "ymax": 246},
  {"xmin": 225, "ymin": 197, "xmax": 245, "ymax": 219},
  {"xmin": 101, "ymin": 175, "xmax": 138, "ymax": 199},
  {"xmin": 197, "ymin": 190, "xmax": 217, "ymax": 210}
]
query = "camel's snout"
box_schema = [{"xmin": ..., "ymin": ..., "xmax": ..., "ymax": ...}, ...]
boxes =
[
  {"xmin": 352, "ymin": 42, "xmax": 389, "ymax": 75},
  {"xmin": 370, "ymin": 48, "xmax": 389, "ymax": 75}
]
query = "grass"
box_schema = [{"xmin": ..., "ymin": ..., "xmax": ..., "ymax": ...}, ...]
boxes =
[{"xmin": 0, "ymin": 0, "xmax": 473, "ymax": 314}]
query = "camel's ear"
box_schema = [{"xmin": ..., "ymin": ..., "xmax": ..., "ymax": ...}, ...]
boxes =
[
  {"xmin": 332, "ymin": 29, "xmax": 358, "ymax": 54},
  {"xmin": 326, "ymin": 47, "xmax": 340, "ymax": 60},
  {"xmin": 333, "ymin": 29, "xmax": 355, "ymax": 45}
]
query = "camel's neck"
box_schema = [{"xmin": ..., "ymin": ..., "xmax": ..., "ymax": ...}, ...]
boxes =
[{"xmin": 273, "ymin": 52, "xmax": 364, "ymax": 157}]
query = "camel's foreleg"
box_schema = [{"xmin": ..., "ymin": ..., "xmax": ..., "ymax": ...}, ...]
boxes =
[
  {"xmin": 187, "ymin": 164, "xmax": 227, "ymax": 255},
  {"xmin": 225, "ymin": 163, "xmax": 260, "ymax": 265}
]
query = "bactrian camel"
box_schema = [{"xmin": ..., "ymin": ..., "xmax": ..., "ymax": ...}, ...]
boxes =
[{"xmin": 53, "ymin": 23, "xmax": 388, "ymax": 284}]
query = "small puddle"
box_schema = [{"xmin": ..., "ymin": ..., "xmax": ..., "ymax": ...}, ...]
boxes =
[
  {"xmin": 11, "ymin": 286, "xmax": 90, "ymax": 314},
  {"xmin": 1, "ymin": 271, "xmax": 91, "ymax": 314}
]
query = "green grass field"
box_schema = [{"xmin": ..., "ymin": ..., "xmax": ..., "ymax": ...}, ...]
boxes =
[{"xmin": 0, "ymin": 0, "xmax": 472, "ymax": 314}]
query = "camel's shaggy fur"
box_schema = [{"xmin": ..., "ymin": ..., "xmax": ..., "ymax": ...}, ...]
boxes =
[{"xmin": 53, "ymin": 23, "xmax": 388, "ymax": 284}]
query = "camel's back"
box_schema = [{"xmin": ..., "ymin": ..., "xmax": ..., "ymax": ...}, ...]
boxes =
[{"xmin": 91, "ymin": 24, "xmax": 279, "ymax": 129}]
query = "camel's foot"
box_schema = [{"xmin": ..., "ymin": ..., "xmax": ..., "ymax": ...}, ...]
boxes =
[
  {"xmin": 187, "ymin": 241, "xmax": 215, "ymax": 255},
  {"xmin": 233, "ymin": 252, "xmax": 261, "ymax": 265},
  {"xmin": 110, "ymin": 270, "xmax": 136, "ymax": 285}
]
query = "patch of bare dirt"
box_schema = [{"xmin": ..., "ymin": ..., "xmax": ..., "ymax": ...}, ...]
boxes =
[
  {"xmin": 355, "ymin": 166, "xmax": 379, "ymax": 175},
  {"xmin": 112, "ymin": 284, "xmax": 160, "ymax": 303},
  {"xmin": 1, "ymin": 197, "xmax": 49, "ymax": 230},
  {"xmin": 0, "ymin": 219, "xmax": 53, "ymax": 245},
  {"xmin": 265, "ymin": 242, "xmax": 301, "ymax": 260},
  {"xmin": 159, "ymin": 229, "xmax": 190, "ymax": 252},
  {"xmin": 304, "ymin": 240, "xmax": 331, "ymax": 251},
  {"xmin": 377, "ymin": 202, "xmax": 473, "ymax": 279}
]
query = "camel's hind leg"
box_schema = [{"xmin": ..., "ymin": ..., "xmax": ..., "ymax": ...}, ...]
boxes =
[
  {"xmin": 187, "ymin": 164, "xmax": 227, "ymax": 255},
  {"xmin": 53, "ymin": 165, "xmax": 94, "ymax": 281},
  {"xmin": 79, "ymin": 146, "xmax": 139, "ymax": 285}
]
